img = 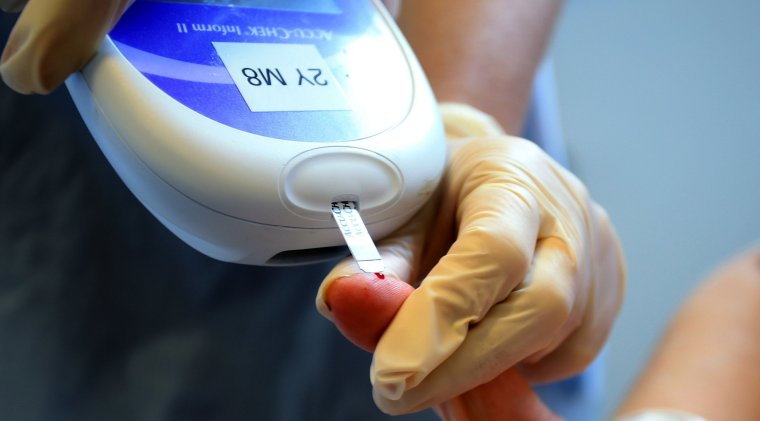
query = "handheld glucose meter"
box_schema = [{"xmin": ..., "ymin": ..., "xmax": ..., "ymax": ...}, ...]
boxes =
[{"xmin": 65, "ymin": 0, "xmax": 446, "ymax": 266}]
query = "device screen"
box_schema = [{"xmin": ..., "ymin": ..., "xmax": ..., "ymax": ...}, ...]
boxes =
[
  {"xmin": 110, "ymin": 0, "xmax": 413, "ymax": 142},
  {"xmin": 156, "ymin": 0, "xmax": 340, "ymax": 14}
]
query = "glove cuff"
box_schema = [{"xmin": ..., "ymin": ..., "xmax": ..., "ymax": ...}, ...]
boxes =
[{"xmin": 438, "ymin": 102, "xmax": 506, "ymax": 139}]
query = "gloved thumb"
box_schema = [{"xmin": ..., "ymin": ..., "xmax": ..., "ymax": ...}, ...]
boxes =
[{"xmin": 1, "ymin": 0, "xmax": 133, "ymax": 94}]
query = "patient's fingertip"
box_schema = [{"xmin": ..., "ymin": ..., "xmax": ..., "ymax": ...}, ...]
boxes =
[{"xmin": 326, "ymin": 273, "xmax": 413, "ymax": 352}]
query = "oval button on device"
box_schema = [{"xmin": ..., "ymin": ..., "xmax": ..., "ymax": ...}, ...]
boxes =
[{"xmin": 281, "ymin": 148, "xmax": 403, "ymax": 221}]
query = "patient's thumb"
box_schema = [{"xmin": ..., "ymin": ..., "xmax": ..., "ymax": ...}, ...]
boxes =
[{"xmin": 324, "ymin": 273, "xmax": 414, "ymax": 352}]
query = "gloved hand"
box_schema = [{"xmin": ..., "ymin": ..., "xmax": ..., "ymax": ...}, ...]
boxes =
[
  {"xmin": 0, "ymin": 0, "xmax": 133, "ymax": 94},
  {"xmin": 317, "ymin": 103, "xmax": 626, "ymax": 415},
  {"xmin": 324, "ymin": 273, "xmax": 559, "ymax": 420}
]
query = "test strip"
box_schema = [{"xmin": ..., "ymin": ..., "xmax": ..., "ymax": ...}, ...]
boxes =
[{"xmin": 330, "ymin": 201, "xmax": 385, "ymax": 273}]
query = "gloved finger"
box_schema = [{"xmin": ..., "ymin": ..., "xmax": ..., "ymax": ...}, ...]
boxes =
[
  {"xmin": 323, "ymin": 272, "xmax": 414, "ymax": 352},
  {"xmin": 0, "ymin": 0, "xmax": 133, "ymax": 93},
  {"xmin": 324, "ymin": 269, "xmax": 554, "ymax": 419},
  {"xmin": 373, "ymin": 237, "xmax": 576, "ymax": 414},
  {"xmin": 370, "ymin": 161, "xmax": 543, "ymax": 407},
  {"xmin": 317, "ymin": 102, "xmax": 507, "ymax": 316},
  {"xmin": 0, "ymin": 0, "xmax": 27, "ymax": 13},
  {"xmin": 520, "ymin": 204, "xmax": 626, "ymax": 383}
]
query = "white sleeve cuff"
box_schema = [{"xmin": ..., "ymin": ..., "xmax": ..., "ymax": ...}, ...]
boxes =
[{"xmin": 616, "ymin": 409, "xmax": 708, "ymax": 421}]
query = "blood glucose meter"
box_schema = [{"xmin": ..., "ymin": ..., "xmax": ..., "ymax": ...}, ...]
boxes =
[{"xmin": 66, "ymin": 0, "xmax": 446, "ymax": 265}]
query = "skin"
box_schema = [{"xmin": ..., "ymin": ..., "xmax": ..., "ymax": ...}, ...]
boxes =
[
  {"xmin": 394, "ymin": 0, "xmax": 562, "ymax": 134},
  {"xmin": 616, "ymin": 246, "xmax": 760, "ymax": 420}
]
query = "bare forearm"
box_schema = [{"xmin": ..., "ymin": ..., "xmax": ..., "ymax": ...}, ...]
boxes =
[
  {"xmin": 617, "ymin": 247, "xmax": 760, "ymax": 420},
  {"xmin": 395, "ymin": 0, "xmax": 562, "ymax": 134}
]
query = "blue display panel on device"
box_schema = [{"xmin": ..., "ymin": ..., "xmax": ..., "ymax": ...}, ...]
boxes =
[{"xmin": 109, "ymin": 0, "xmax": 413, "ymax": 142}]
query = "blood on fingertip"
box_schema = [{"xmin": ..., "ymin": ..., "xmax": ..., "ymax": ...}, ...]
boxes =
[{"xmin": 374, "ymin": 272, "xmax": 385, "ymax": 280}]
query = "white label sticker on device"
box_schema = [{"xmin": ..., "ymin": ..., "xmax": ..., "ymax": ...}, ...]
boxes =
[
  {"xmin": 331, "ymin": 201, "xmax": 385, "ymax": 273},
  {"xmin": 213, "ymin": 42, "xmax": 351, "ymax": 112}
]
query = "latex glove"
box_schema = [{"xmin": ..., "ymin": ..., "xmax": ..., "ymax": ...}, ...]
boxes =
[
  {"xmin": 0, "ymin": 0, "xmax": 133, "ymax": 93},
  {"xmin": 317, "ymin": 103, "xmax": 626, "ymax": 415},
  {"xmin": 324, "ymin": 273, "xmax": 559, "ymax": 420}
]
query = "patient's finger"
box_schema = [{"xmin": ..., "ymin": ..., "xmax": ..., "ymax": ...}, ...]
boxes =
[{"xmin": 325, "ymin": 272, "xmax": 414, "ymax": 352}]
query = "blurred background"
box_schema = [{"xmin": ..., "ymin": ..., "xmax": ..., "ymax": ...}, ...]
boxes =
[{"xmin": 551, "ymin": 0, "xmax": 760, "ymax": 417}]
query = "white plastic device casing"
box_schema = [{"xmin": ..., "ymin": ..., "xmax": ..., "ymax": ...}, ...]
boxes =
[{"xmin": 65, "ymin": 0, "xmax": 446, "ymax": 265}]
